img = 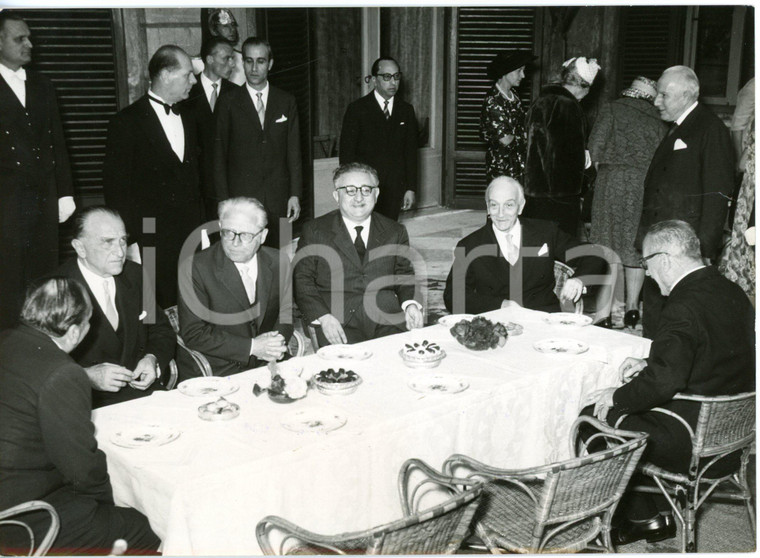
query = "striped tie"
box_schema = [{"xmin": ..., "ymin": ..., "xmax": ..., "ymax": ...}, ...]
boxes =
[
  {"xmin": 209, "ymin": 82, "xmax": 218, "ymax": 112},
  {"xmin": 256, "ymin": 92, "xmax": 265, "ymax": 128},
  {"xmin": 383, "ymin": 100, "xmax": 390, "ymax": 120}
]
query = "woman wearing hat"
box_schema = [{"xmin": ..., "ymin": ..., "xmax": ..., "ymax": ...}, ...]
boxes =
[
  {"xmin": 588, "ymin": 76, "xmax": 667, "ymax": 328},
  {"xmin": 480, "ymin": 51, "xmax": 536, "ymax": 181}
]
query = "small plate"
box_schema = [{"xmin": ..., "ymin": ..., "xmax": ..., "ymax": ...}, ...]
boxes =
[
  {"xmin": 408, "ymin": 376, "xmax": 469, "ymax": 394},
  {"xmin": 111, "ymin": 425, "xmax": 181, "ymax": 448},
  {"xmin": 281, "ymin": 408, "xmax": 347, "ymax": 433},
  {"xmin": 316, "ymin": 344, "xmax": 372, "ymax": 361},
  {"xmin": 544, "ymin": 313, "xmax": 593, "ymax": 327},
  {"xmin": 178, "ymin": 377, "xmax": 239, "ymax": 397},
  {"xmin": 437, "ymin": 314, "xmax": 474, "ymax": 328},
  {"xmin": 533, "ymin": 338, "xmax": 590, "ymax": 355},
  {"xmin": 198, "ymin": 397, "xmax": 240, "ymax": 421}
]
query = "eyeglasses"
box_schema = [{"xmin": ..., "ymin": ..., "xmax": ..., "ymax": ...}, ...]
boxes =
[
  {"xmin": 375, "ymin": 72, "xmax": 402, "ymax": 82},
  {"xmin": 336, "ymin": 185, "xmax": 377, "ymax": 197},
  {"xmin": 639, "ymin": 251, "xmax": 668, "ymax": 270},
  {"xmin": 220, "ymin": 227, "xmax": 265, "ymax": 244}
]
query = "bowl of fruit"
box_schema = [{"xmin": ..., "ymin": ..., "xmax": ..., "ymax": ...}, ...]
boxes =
[{"xmin": 313, "ymin": 368, "xmax": 362, "ymax": 395}]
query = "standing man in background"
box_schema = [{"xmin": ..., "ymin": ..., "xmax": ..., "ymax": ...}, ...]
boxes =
[
  {"xmin": 340, "ymin": 57, "xmax": 419, "ymax": 221},
  {"xmin": 0, "ymin": 11, "xmax": 75, "ymax": 330},
  {"xmin": 214, "ymin": 37, "xmax": 302, "ymax": 247}
]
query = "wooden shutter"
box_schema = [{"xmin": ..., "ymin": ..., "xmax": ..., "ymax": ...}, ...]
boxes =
[{"xmin": 445, "ymin": 7, "xmax": 537, "ymax": 207}]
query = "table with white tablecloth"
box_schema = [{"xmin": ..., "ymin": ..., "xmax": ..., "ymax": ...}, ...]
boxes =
[{"xmin": 91, "ymin": 307, "xmax": 650, "ymax": 555}]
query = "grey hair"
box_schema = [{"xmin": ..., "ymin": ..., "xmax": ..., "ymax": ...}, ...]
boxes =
[
  {"xmin": 485, "ymin": 176, "xmax": 526, "ymax": 204},
  {"xmin": 644, "ymin": 220, "xmax": 702, "ymax": 260},
  {"xmin": 332, "ymin": 162, "xmax": 379, "ymax": 187},
  {"xmin": 217, "ymin": 197, "xmax": 268, "ymax": 226},
  {"xmin": 662, "ymin": 65, "xmax": 700, "ymax": 101},
  {"xmin": 21, "ymin": 277, "xmax": 92, "ymax": 338}
]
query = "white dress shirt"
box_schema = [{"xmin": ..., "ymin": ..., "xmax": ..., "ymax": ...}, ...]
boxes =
[
  {"xmin": 675, "ymin": 101, "xmax": 698, "ymax": 126},
  {"xmin": 147, "ymin": 92, "xmax": 185, "ymax": 161},
  {"xmin": 492, "ymin": 220, "xmax": 522, "ymax": 263},
  {"xmin": 0, "ymin": 62, "xmax": 26, "ymax": 107},
  {"xmin": 234, "ymin": 254, "xmax": 259, "ymax": 303},
  {"xmin": 246, "ymin": 81, "xmax": 270, "ymax": 110},
  {"xmin": 343, "ymin": 215, "xmax": 371, "ymax": 247},
  {"xmin": 374, "ymin": 90, "xmax": 394, "ymax": 115},
  {"xmin": 200, "ymin": 72, "xmax": 222, "ymax": 106},
  {"xmin": 77, "ymin": 259, "xmax": 117, "ymax": 319}
]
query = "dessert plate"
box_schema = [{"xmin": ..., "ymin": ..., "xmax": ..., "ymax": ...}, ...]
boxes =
[
  {"xmin": 544, "ymin": 313, "xmax": 593, "ymax": 327},
  {"xmin": 177, "ymin": 377, "xmax": 239, "ymax": 397},
  {"xmin": 198, "ymin": 397, "xmax": 240, "ymax": 421},
  {"xmin": 437, "ymin": 314, "xmax": 474, "ymax": 328},
  {"xmin": 408, "ymin": 376, "xmax": 469, "ymax": 394},
  {"xmin": 110, "ymin": 425, "xmax": 181, "ymax": 448},
  {"xmin": 533, "ymin": 338, "xmax": 589, "ymax": 355},
  {"xmin": 316, "ymin": 344, "xmax": 372, "ymax": 361},
  {"xmin": 281, "ymin": 408, "xmax": 347, "ymax": 433}
]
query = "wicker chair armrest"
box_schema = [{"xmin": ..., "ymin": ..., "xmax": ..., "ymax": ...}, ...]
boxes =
[
  {"xmin": 0, "ymin": 500, "xmax": 60, "ymax": 556},
  {"xmin": 166, "ymin": 360, "xmax": 179, "ymax": 391},
  {"xmin": 398, "ymin": 458, "xmax": 477, "ymax": 516},
  {"xmin": 571, "ymin": 415, "xmax": 647, "ymax": 457},
  {"xmin": 256, "ymin": 515, "xmax": 354, "ymax": 555},
  {"xmin": 175, "ymin": 337, "xmax": 214, "ymax": 378},
  {"xmin": 443, "ymin": 453, "xmax": 553, "ymax": 481},
  {"xmin": 671, "ymin": 392, "xmax": 755, "ymax": 403}
]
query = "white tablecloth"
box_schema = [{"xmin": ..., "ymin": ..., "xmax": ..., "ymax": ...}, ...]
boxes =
[{"xmin": 91, "ymin": 307, "xmax": 650, "ymax": 555}]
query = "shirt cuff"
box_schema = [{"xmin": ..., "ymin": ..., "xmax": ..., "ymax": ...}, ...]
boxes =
[{"xmin": 401, "ymin": 300, "xmax": 422, "ymax": 312}]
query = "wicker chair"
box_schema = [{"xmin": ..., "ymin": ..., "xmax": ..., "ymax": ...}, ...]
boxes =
[
  {"xmin": 255, "ymin": 483, "xmax": 483, "ymax": 554},
  {"xmin": 399, "ymin": 416, "xmax": 648, "ymax": 553},
  {"xmin": 164, "ymin": 305, "xmax": 214, "ymax": 382},
  {"xmin": 0, "ymin": 500, "xmax": 59, "ymax": 556},
  {"xmin": 629, "ymin": 392, "xmax": 756, "ymax": 552},
  {"xmin": 553, "ymin": 261, "xmax": 584, "ymax": 314}
]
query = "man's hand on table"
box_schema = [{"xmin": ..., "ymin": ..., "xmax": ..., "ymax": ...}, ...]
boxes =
[
  {"xmin": 404, "ymin": 304, "xmax": 423, "ymax": 330},
  {"xmin": 85, "ymin": 363, "xmax": 134, "ymax": 392},
  {"xmin": 585, "ymin": 387, "xmax": 616, "ymax": 422},
  {"xmin": 318, "ymin": 314, "xmax": 347, "ymax": 345},
  {"xmin": 618, "ymin": 357, "xmax": 646, "ymax": 383},
  {"xmin": 560, "ymin": 278, "xmax": 584, "ymax": 303},
  {"xmin": 130, "ymin": 355, "xmax": 158, "ymax": 390},
  {"xmin": 251, "ymin": 331, "xmax": 287, "ymax": 361}
]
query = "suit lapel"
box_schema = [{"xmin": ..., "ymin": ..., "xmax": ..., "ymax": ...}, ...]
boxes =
[
  {"xmin": 213, "ymin": 244, "xmax": 253, "ymax": 311},
  {"xmin": 264, "ymin": 86, "xmax": 279, "ymax": 131},
  {"xmin": 237, "ymin": 86, "xmax": 261, "ymax": 130},
  {"xmin": 67, "ymin": 260, "xmax": 123, "ymax": 352},
  {"xmin": 332, "ymin": 212, "xmax": 363, "ymax": 268},
  {"xmin": 114, "ymin": 270, "xmax": 141, "ymax": 360},
  {"xmin": 255, "ymin": 250, "xmax": 273, "ymax": 328},
  {"xmin": 137, "ymin": 96, "xmax": 182, "ymax": 164}
]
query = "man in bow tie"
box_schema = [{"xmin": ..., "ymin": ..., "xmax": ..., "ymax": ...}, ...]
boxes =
[
  {"xmin": 0, "ymin": 11, "xmax": 75, "ymax": 331},
  {"xmin": 103, "ymin": 44, "xmax": 204, "ymax": 309},
  {"xmin": 53, "ymin": 206, "xmax": 175, "ymax": 408},
  {"xmin": 635, "ymin": 66, "xmax": 734, "ymax": 338}
]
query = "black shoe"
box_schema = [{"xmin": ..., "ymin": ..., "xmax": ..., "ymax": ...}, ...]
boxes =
[
  {"xmin": 594, "ymin": 317, "xmax": 613, "ymax": 329},
  {"xmin": 624, "ymin": 310, "xmax": 641, "ymax": 328},
  {"xmin": 611, "ymin": 513, "xmax": 676, "ymax": 546}
]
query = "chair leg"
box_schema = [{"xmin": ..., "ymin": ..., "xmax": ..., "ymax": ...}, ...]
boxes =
[{"xmin": 681, "ymin": 485, "xmax": 697, "ymax": 553}]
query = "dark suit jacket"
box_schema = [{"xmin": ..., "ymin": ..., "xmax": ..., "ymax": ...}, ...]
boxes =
[
  {"xmin": 0, "ymin": 325, "xmax": 112, "ymax": 527},
  {"xmin": 102, "ymin": 95, "xmax": 204, "ymax": 308},
  {"xmin": 0, "ymin": 71, "xmax": 72, "ymax": 329},
  {"xmin": 339, "ymin": 93, "xmax": 418, "ymax": 220},
  {"xmin": 635, "ymin": 103, "xmax": 734, "ymax": 260},
  {"xmin": 612, "ymin": 266, "xmax": 755, "ymax": 430},
  {"xmin": 443, "ymin": 218, "xmax": 599, "ymax": 314},
  {"xmin": 55, "ymin": 258, "xmax": 176, "ymax": 408},
  {"xmin": 182, "ymin": 77, "xmax": 237, "ymax": 216},
  {"xmin": 294, "ymin": 210, "xmax": 418, "ymax": 338},
  {"xmin": 177, "ymin": 243, "xmax": 293, "ymax": 379},
  {"xmin": 214, "ymin": 84, "xmax": 302, "ymax": 219}
]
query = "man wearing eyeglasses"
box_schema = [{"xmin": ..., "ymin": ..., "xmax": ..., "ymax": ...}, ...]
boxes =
[
  {"xmin": 294, "ymin": 163, "xmax": 423, "ymax": 346},
  {"xmin": 177, "ymin": 197, "xmax": 293, "ymax": 379},
  {"xmin": 339, "ymin": 57, "xmax": 419, "ymax": 221}
]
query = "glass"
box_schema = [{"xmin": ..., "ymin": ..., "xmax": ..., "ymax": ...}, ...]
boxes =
[
  {"xmin": 336, "ymin": 185, "xmax": 377, "ymax": 197},
  {"xmin": 375, "ymin": 72, "xmax": 402, "ymax": 82},
  {"xmin": 220, "ymin": 228, "xmax": 264, "ymax": 244},
  {"xmin": 639, "ymin": 251, "xmax": 668, "ymax": 270}
]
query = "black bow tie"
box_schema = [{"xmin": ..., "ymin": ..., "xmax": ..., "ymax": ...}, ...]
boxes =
[{"xmin": 149, "ymin": 96, "xmax": 180, "ymax": 115}]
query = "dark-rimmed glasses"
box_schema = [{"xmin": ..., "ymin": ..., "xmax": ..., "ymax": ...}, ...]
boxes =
[
  {"xmin": 639, "ymin": 251, "xmax": 668, "ymax": 270},
  {"xmin": 336, "ymin": 185, "xmax": 377, "ymax": 197},
  {"xmin": 220, "ymin": 227, "xmax": 265, "ymax": 244},
  {"xmin": 375, "ymin": 72, "xmax": 402, "ymax": 82}
]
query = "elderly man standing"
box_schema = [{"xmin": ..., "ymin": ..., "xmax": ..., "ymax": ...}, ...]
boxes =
[
  {"xmin": 55, "ymin": 207, "xmax": 176, "ymax": 408},
  {"xmin": 585, "ymin": 220, "xmax": 754, "ymax": 545},
  {"xmin": 340, "ymin": 57, "xmax": 419, "ymax": 221},
  {"xmin": 0, "ymin": 11, "xmax": 75, "ymax": 330},
  {"xmin": 444, "ymin": 176, "xmax": 596, "ymax": 314},
  {"xmin": 636, "ymin": 66, "xmax": 734, "ymax": 338},
  {"xmin": 177, "ymin": 197, "xmax": 293, "ymax": 380},
  {"xmin": 103, "ymin": 44, "xmax": 204, "ymax": 309},
  {"xmin": 294, "ymin": 162, "xmax": 423, "ymax": 346}
]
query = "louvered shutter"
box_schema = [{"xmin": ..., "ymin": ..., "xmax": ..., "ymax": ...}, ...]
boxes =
[{"xmin": 446, "ymin": 7, "xmax": 536, "ymax": 207}]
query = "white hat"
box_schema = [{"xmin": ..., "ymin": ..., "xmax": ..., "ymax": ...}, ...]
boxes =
[{"xmin": 563, "ymin": 56, "xmax": 601, "ymax": 85}]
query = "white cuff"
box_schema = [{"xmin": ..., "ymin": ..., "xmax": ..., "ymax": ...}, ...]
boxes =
[{"xmin": 401, "ymin": 300, "xmax": 422, "ymax": 312}]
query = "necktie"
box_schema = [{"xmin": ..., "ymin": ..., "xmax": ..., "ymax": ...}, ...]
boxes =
[
  {"xmin": 256, "ymin": 92, "xmax": 265, "ymax": 128},
  {"xmin": 209, "ymin": 82, "xmax": 218, "ymax": 112},
  {"xmin": 505, "ymin": 231, "xmax": 519, "ymax": 265},
  {"xmin": 354, "ymin": 226, "xmax": 366, "ymax": 260},
  {"xmin": 103, "ymin": 280, "xmax": 119, "ymax": 331},
  {"xmin": 667, "ymin": 123, "xmax": 678, "ymax": 136},
  {"xmin": 383, "ymin": 100, "xmax": 390, "ymax": 120},
  {"xmin": 149, "ymin": 95, "xmax": 179, "ymax": 115},
  {"xmin": 239, "ymin": 264, "xmax": 256, "ymax": 304}
]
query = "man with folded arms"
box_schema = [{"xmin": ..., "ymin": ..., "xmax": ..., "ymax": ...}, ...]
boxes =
[
  {"xmin": 178, "ymin": 197, "xmax": 293, "ymax": 379},
  {"xmin": 294, "ymin": 162, "xmax": 423, "ymax": 346},
  {"xmin": 585, "ymin": 220, "xmax": 754, "ymax": 546},
  {"xmin": 55, "ymin": 206, "xmax": 175, "ymax": 408},
  {"xmin": 444, "ymin": 176, "xmax": 597, "ymax": 314}
]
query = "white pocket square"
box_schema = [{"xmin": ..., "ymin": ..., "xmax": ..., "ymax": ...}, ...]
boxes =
[
  {"xmin": 538, "ymin": 243, "xmax": 549, "ymax": 256},
  {"xmin": 275, "ymin": 114, "xmax": 287, "ymax": 123},
  {"xmin": 673, "ymin": 138, "xmax": 688, "ymax": 150},
  {"xmin": 400, "ymin": 121, "xmax": 405, "ymax": 125},
  {"xmin": 138, "ymin": 311, "xmax": 147, "ymax": 321}
]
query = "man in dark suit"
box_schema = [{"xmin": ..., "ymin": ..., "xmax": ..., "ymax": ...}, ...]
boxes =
[
  {"xmin": 635, "ymin": 66, "xmax": 734, "ymax": 338},
  {"xmin": 214, "ymin": 37, "xmax": 301, "ymax": 247},
  {"xmin": 294, "ymin": 162, "xmax": 423, "ymax": 346},
  {"xmin": 56, "ymin": 207, "xmax": 175, "ymax": 408},
  {"xmin": 585, "ymin": 220, "xmax": 754, "ymax": 545},
  {"xmin": 103, "ymin": 44, "xmax": 204, "ymax": 309},
  {"xmin": 0, "ymin": 12, "xmax": 75, "ymax": 330},
  {"xmin": 177, "ymin": 197, "xmax": 293, "ymax": 379},
  {"xmin": 339, "ymin": 57, "xmax": 419, "ymax": 221},
  {"xmin": 444, "ymin": 176, "xmax": 596, "ymax": 314},
  {"xmin": 183, "ymin": 36, "xmax": 237, "ymax": 219}
]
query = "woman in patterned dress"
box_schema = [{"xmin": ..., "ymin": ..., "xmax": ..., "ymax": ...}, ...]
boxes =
[{"xmin": 480, "ymin": 51, "xmax": 536, "ymax": 182}]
